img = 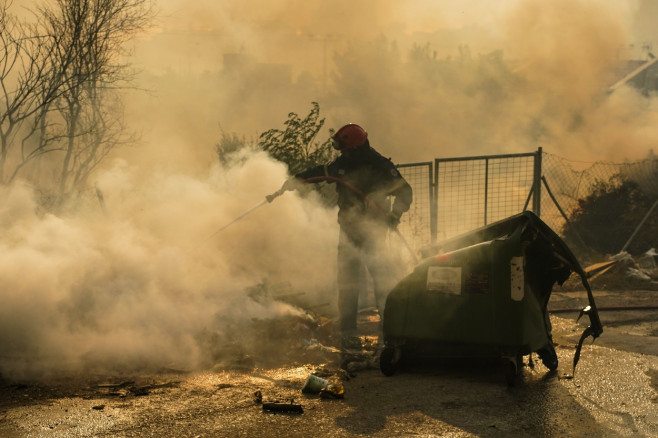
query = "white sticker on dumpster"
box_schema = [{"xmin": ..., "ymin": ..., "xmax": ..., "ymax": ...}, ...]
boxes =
[
  {"xmin": 510, "ymin": 256, "xmax": 524, "ymax": 301},
  {"xmin": 427, "ymin": 266, "xmax": 462, "ymax": 294}
]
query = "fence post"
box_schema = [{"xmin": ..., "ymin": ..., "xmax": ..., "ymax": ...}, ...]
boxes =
[
  {"xmin": 533, "ymin": 147, "xmax": 543, "ymax": 217},
  {"xmin": 621, "ymin": 197, "xmax": 658, "ymax": 253},
  {"xmin": 484, "ymin": 158, "xmax": 489, "ymax": 225},
  {"xmin": 431, "ymin": 158, "xmax": 439, "ymax": 244}
]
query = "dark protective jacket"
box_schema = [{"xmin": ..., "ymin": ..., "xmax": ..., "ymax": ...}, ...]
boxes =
[{"xmin": 295, "ymin": 144, "xmax": 413, "ymax": 229}]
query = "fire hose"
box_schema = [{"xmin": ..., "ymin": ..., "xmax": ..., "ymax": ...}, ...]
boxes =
[
  {"xmin": 297, "ymin": 176, "xmax": 418, "ymax": 263},
  {"xmin": 210, "ymin": 176, "xmax": 419, "ymax": 264}
]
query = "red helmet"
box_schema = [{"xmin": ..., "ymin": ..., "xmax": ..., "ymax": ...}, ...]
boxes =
[{"xmin": 332, "ymin": 123, "xmax": 368, "ymax": 151}]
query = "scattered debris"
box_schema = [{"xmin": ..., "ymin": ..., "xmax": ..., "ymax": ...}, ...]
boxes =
[
  {"xmin": 107, "ymin": 389, "xmax": 129, "ymax": 398},
  {"xmin": 96, "ymin": 381, "xmax": 134, "ymax": 390},
  {"xmin": 262, "ymin": 401, "xmax": 303, "ymax": 414},
  {"xmin": 130, "ymin": 386, "xmax": 150, "ymax": 396},
  {"xmin": 341, "ymin": 351, "xmax": 380, "ymax": 375},
  {"xmin": 202, "ymin": 281, "xmax": 344, "ymax": 372},
  {"xmin": 301, "ymin": 374, "xmax": 328, "ymax": 394},
  {"xmin": 310, "ymin": 367, "xmax": 335, "ymax": 378},
  {"xmin": 319, "ymin": 383, "xmax": 344, "ymax": 399},
  {"xmin": 638, "ymin": 248, "xmax": 658, "ymax": 275},
  {"xmin": 96, "ymin": 380, "xmax": 179, "ymax": 398},
  {"xmin": 584, "ymin": 260, "xmax": 619, "ymax": 280},
  {"xmin": 336, "ymin": 368, "xmax": 352, "ymax": 381},
  {"xmin": 628, "ymin": 267, "xmax": 652, "ymax": 281},
  {"xmin": 563, "ymin": 250, "xmax": 658, "ymax": 290},
  {"xmin": 253, "ymin": 390, "xmax": 262, "ymax": 404},
  {"xmin": 303, "ymin": 338, "xmax": 341, "ymax": 354}
]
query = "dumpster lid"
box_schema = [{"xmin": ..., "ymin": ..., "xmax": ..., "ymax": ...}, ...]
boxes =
[{"xmin": 430, "ymin": 211, "xmax": 578, "ymax": 274}]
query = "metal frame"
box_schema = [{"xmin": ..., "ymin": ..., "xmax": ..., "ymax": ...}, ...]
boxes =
[
  {"xmin": 432, "ymin": 148, "xmax": 542, "ymax": 244},
  {"xmin": 397, "ymin": 148, "xmax": 543, "ymax": 248},
  {"xmin": 396, "ymin": 161, "xmax": 433, "ymax": 250}
]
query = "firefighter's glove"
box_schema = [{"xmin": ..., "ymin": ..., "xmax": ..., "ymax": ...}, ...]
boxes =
[
  {"xmin": 386, "ymin": 211, "xmax": 401, "ymax": 228},
  {"xmin": 281, "ymin": 177, "xmax": 298, "ymax": 192},
  {"xmin": 266, "ymin": 178, "xmax": 298, "ymax": 203}
]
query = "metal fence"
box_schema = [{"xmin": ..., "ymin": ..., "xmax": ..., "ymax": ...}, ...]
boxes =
[
  {"xmin": 397, "ymin": 150, "xmax": 541, "ymax": 253},
  {"xmin": 396, "ymin": 162, "xmax": 432, "ymax": 253},
  {"xmin": 433, "ymin": 151, "xmax": 541, "ymax": 242},
  {"xmin": 397, "ymin": 148, "xmax": 658, "ymax": 256}
]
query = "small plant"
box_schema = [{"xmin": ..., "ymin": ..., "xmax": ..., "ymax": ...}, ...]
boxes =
[
  {"xmin": 258, "ymin": 102, "xmax": 336, "ymax": 175},
  {"xmin": 215, "ymin": 130, "xmax": 251, "ymax": 165}
]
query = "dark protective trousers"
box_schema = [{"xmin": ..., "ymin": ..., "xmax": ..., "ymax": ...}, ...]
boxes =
[{"xmin": 336, "ymin": 221, "xmax": 401, "ymax": 335}]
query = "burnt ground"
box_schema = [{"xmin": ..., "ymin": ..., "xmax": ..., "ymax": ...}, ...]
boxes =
[{"xmin": 1, "ymin": 288, "xmax": 657, "ymax": 438}]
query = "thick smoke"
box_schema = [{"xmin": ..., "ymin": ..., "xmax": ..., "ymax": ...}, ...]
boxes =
[
  {"xmin": 0, "ymin": 150, "xmax": 338, "ymax": 379},
  {"xmin": 127, "ymin": 0, "xmax": 657, "ymax": 168},
  {"xmin": 497, "ymin": 0, "xmax": 654, "ymax": 162}
]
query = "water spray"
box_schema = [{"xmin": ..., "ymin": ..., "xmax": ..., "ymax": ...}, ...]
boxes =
[{"xmin": 207, "ymin": 199, "xmax": 269, "ymax": 239}]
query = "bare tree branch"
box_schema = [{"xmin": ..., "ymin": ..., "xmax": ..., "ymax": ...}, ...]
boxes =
[{"xmin": 0, "ymin": 0, "xmax": 153, "ymax": 210}]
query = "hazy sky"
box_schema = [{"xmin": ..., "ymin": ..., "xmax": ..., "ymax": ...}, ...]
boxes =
[
  {"xmin": 136, "ymin": 0, "xmax": 654, "ymax": 80},
  {"xmin": 121, "ymin": 0, "xmax": 658, "ymax": 169}
]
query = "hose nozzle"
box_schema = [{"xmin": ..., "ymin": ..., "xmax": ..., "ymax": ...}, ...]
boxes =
[{"xmin": 266, "ymin": 189, "xmax": 284, "ymax": 203}]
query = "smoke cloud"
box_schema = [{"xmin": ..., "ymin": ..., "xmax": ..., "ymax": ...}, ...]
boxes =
[
  {"xmin": 123, "ymin": 0, "xmax": 658, "ymax": 168},
  {"xmin": 0, "ymin": 150, "xmax": 338, "ymax": 379}
]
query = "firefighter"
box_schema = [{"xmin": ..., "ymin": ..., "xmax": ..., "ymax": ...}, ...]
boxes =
[{"xmin": 272, "ymin": 123, "xmax": 413, "ymax": 350}]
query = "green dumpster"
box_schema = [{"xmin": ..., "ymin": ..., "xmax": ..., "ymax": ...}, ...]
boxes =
[{"xmin": 380, "ymin": 211, "xmax": 602, "ymax": 384}]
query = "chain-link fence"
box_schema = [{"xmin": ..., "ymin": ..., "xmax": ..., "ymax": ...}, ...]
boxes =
[
  {"xmin": 540, "ymin": 152, "xmax": 658, "ymax": 254},
  {"xmin": 398, "ymin": 149, "xmax": 658, "ymax": 256}
]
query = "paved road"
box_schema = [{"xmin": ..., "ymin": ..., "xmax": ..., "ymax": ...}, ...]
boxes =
[{"xmin": 1, "ymin": 290, "xmax": 657, "ymax": 437}]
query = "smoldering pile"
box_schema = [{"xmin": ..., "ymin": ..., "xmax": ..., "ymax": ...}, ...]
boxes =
[{"xmin": 197, "ymin": 281, "xmax": 342, "ymax": 371}]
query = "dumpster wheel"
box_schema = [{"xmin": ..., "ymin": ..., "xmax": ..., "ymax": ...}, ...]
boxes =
[
  {"xmin": 380, "ymin": 347, "xmax": 401, "ymax": 376},
  {"xmin": 504, "ymin": 354, "xmax": 523, "ymax": 386}
]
